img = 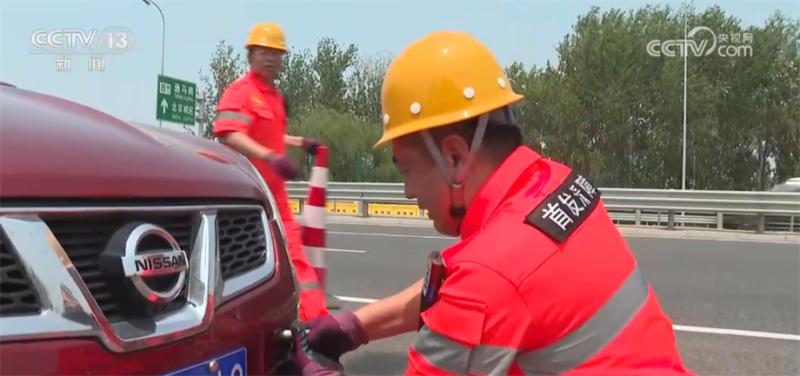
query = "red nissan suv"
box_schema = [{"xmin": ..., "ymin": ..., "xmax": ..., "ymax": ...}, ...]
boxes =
[{"xmin": 0, "ymin": 82, "xmax": 300, "ymax": 375}]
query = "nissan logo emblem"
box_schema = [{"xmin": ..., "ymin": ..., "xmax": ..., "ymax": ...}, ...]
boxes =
[{"xmin": 101, "ymin": 223, "xmax": 189, "ymax": 308}]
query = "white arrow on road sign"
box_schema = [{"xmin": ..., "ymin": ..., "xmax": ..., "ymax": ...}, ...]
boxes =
[{"xmin": 160, "ymin": 98, "xmax": 168, "ymax": 114}]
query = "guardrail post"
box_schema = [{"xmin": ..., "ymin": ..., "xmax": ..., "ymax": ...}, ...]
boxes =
[
  {"xmin": 717, "ymin": 212, "xmax": 724, "ymax": 230},
  {"xmin": 791, "ymin": 216, "xmax": 796, "ymax": 232},
  {"xmin": 635, "ymin": 209, "xmax": 641, "ymax": 226},
  {"xmin": 757, "ymin": 214, "xmax": 765, "ymax": 234},
  {"xmin": 359, "ymin": 199, "xmax": 369, "ymax": 217},
  {"xmin": 667, "ymin": 210, "xmax": 675, "ymax": 230}
]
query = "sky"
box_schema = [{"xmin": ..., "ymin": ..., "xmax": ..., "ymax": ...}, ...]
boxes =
[{"xmin": 2, "ymin": 0, "xmax": 797, "ymax": 134}]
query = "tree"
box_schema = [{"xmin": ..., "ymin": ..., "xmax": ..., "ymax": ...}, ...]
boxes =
[
  {"xmin": 277, "ymin": 48, "xmax": 316, "ymax": 118},
  {"xmin": 196, "ymin": 6, "xmax": 798, "ymax": 187},
  {"xmin": 197, "ymin": 40, "xmax": 246, "ymax": 138},
  {"xmin": 515, "ymin": 5, "xmax": 800, "ymax": 190},
  {"xmin": 277, "ymin": 38, "xmax": 363, "ymax": 119},
  {"xmin": 551, "ymin": 6, "xmax": 684, "ymax": 188},
  {"xmin": 345, "ymin": 53, "xmax": 392, "ymax": 123},
  {"xmin": 313, "ymin": 38, "xmax": 359, "ymax": 113},
  {"xmin": 286, "ymin": 107, "xmax": 398, "ymax": 182},
  {"xmin": 746, "ymin": 12, "xmax": 800, "ymax": 188}
]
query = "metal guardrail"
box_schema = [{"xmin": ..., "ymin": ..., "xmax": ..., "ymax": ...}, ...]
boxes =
[{"xmin": 287, "ymin": 182, "xmax": 800, "ymax": 233}]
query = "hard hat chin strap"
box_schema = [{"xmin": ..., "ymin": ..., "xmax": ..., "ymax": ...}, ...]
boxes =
[{"xmin": 421, "ymin": 113, "xmax": 489, "ymax": 219}]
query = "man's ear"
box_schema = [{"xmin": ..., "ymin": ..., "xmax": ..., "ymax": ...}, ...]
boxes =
[{"xmin": 439, "ymin": 133, "xmax": 471, "ymax": 169}]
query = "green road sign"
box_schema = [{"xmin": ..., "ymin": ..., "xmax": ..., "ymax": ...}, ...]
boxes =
[{"xmin": 156, "ymin": 74, "xmax": 197, "ymax": 126}]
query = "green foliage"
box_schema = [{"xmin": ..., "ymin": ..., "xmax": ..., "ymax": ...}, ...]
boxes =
[
  {"xmin": 286, "ymin": 107, "xmax": 400, "ymax": 182},
  {"xmin": 198, "ymin": 40, "xmax": 246, "ymax": 138},
  {"xmin": 518, "ymin": 5, "xmax": 799, "ymax": 189},
  {"xmin": 201, "ymin": 7, "xmax": 799, "ymax": 189}
]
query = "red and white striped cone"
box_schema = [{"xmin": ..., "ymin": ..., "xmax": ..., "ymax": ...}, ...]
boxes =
[{"xmin": 301, "ymin": 146, "xmax": 338, "ymax": 308}]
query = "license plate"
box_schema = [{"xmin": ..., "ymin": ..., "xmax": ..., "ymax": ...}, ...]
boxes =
[{"xmin": 165, "ymin": 348, "xmax": 247, "ymax": 376}]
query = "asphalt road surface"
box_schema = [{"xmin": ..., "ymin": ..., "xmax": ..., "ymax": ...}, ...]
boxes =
[{"xmin": 318, "ymin": 221, "xmax": 800, "ymax": 376}]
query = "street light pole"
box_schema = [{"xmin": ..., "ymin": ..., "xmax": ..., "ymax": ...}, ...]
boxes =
[
  {"xmin": 196, "ymin": 90, "xmax": 206, "ymax": 137},
  {"xmin": 142, "ymin": 0, "xmax": 165, "ymax": 127},
  {"xmin": 681, "ymin": 1, "xmax": 690, "ymax": 190}
]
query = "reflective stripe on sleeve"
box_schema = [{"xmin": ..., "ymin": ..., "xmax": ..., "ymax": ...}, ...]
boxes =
[
  {"xmin": 517, "ymin": 266, "xmax": 650, "ymax": 374},
  {"xmin": 412, "ymin": 266, "xmax": 650, "ymax": 375},
  {"xmin": 215, "ymin": 110, "xmax": 253, "ymax": 125},
  {"xmin": 470, "ymin": 345, "xmax": 518, "ymax": 375},
  {"xmin": 412, "ymin": 326, "xmax": 517, "ymax": 375}
]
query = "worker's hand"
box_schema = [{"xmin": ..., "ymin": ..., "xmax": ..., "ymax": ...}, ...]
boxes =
[
  {"xmin": 264, "ymin": 152, "xmax": 299, "ymax": 180},
  {"xmin": 305, "ymin": 311, "xmax": 369, "ymax": 362},
  {"xmin": 287, "ymin": 328, "xmax": 345, "ymax": 376},
  {"xmin": 302, "ymin": 138, "xmax": 322, "ymax": 155}
]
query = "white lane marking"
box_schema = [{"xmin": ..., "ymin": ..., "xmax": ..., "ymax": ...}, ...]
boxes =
[
  {"xmin": 672, "ymin": 325, "xmax": 800, "ymax": 341},
  {"xmin": 330, "ymin": 230, "xmax": 799, "ymax": 246},
  {"xmin": 624, "ymin": 234, "xmax": 800, "ymax": 246},
  {"xmin": 329, "ymin": 231, "xmax": 455, "ymax": 240},
  {"xmin": 333, "ymin": 295, "xmax": 800, "ymax": 341},
  {"xmin": 334, "ymin": 295, "xmax": 378, "ymax": 304},
  {"xmin": 325, "ymin": 248, "xmax": 367, "ymax": 254}
]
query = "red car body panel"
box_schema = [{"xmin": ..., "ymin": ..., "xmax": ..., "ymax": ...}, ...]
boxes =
[
  {"xmin": 0, "ymin": 85, "xmax": 300, "ymax": 374},
  {"xmin": 0, "ymin": 85, "xmax": 264, "ymax": 201}
]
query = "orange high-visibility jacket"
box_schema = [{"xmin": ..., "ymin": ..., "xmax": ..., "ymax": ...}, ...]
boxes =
[
  {"xmin": 408, "ymin": 146, "xmax": 692, "ymax": 375},
  {"xmin": 213, "ymin": 71, "xmax": 327, "ymax": 321}
]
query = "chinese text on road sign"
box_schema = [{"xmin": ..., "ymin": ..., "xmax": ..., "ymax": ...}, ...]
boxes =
[{"xmin": 156, "ymin": 75, "xmax": 196, "ymax": 125}]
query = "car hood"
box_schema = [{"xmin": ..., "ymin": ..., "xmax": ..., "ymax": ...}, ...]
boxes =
[{"xmin": 0, "ymin": 85, "xmax": 268, "ymax": 204}]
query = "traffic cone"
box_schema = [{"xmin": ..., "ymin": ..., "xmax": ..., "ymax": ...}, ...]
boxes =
[{"xmin": 300, "ymin": 146, "xmax": 341, "ymax": 309}]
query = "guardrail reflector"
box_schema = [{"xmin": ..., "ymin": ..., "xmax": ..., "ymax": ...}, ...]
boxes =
[
  {"xmin": 368, "ymin": 203, "xmax": 395, "ymax": 216},
  {"xmin": 393, "ymin": 204, "xmax": 420, "ymax": 217},
  {"xmin": 333, "ymin": 201, "xmax": 359, "ymax": 215}
]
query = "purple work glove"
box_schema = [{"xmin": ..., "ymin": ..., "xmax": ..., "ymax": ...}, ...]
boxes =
[
  {"xmin": 302, "ymin": 138, "xmax": 321, "ymax": 155},
  {"xmin": 264, "ymin": 153, "xmax": 299, "ymax": 180},
  {"xmin": 288, "ymin": 328, "xmax": 345, "ymax": 376},
  {"xmin": 305, "ymin": 311, "xmax": 369, "ymax": 362}
]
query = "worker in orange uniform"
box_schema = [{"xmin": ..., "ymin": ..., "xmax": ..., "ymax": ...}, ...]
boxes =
[
  {"xmin": 212, "ymin": 22, "xmax": 328, "ymax": 322},
  {"xmin": 302, "ymin": 31, "xmax": 694, "ymax": 375}
]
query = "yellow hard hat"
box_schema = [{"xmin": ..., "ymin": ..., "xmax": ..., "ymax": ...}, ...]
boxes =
[
  {"xmin": 246, "ymin": 22, "xmax": 288, "ymax": 52},
  {"xmin": 375, "ymin": 31, "xmax": 523, "ymax": 148}
]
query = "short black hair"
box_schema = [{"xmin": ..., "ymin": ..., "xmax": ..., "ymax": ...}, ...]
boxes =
[{"xmin": 421, "ymin": 109, "xmax": 523, "ymax": 164}]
